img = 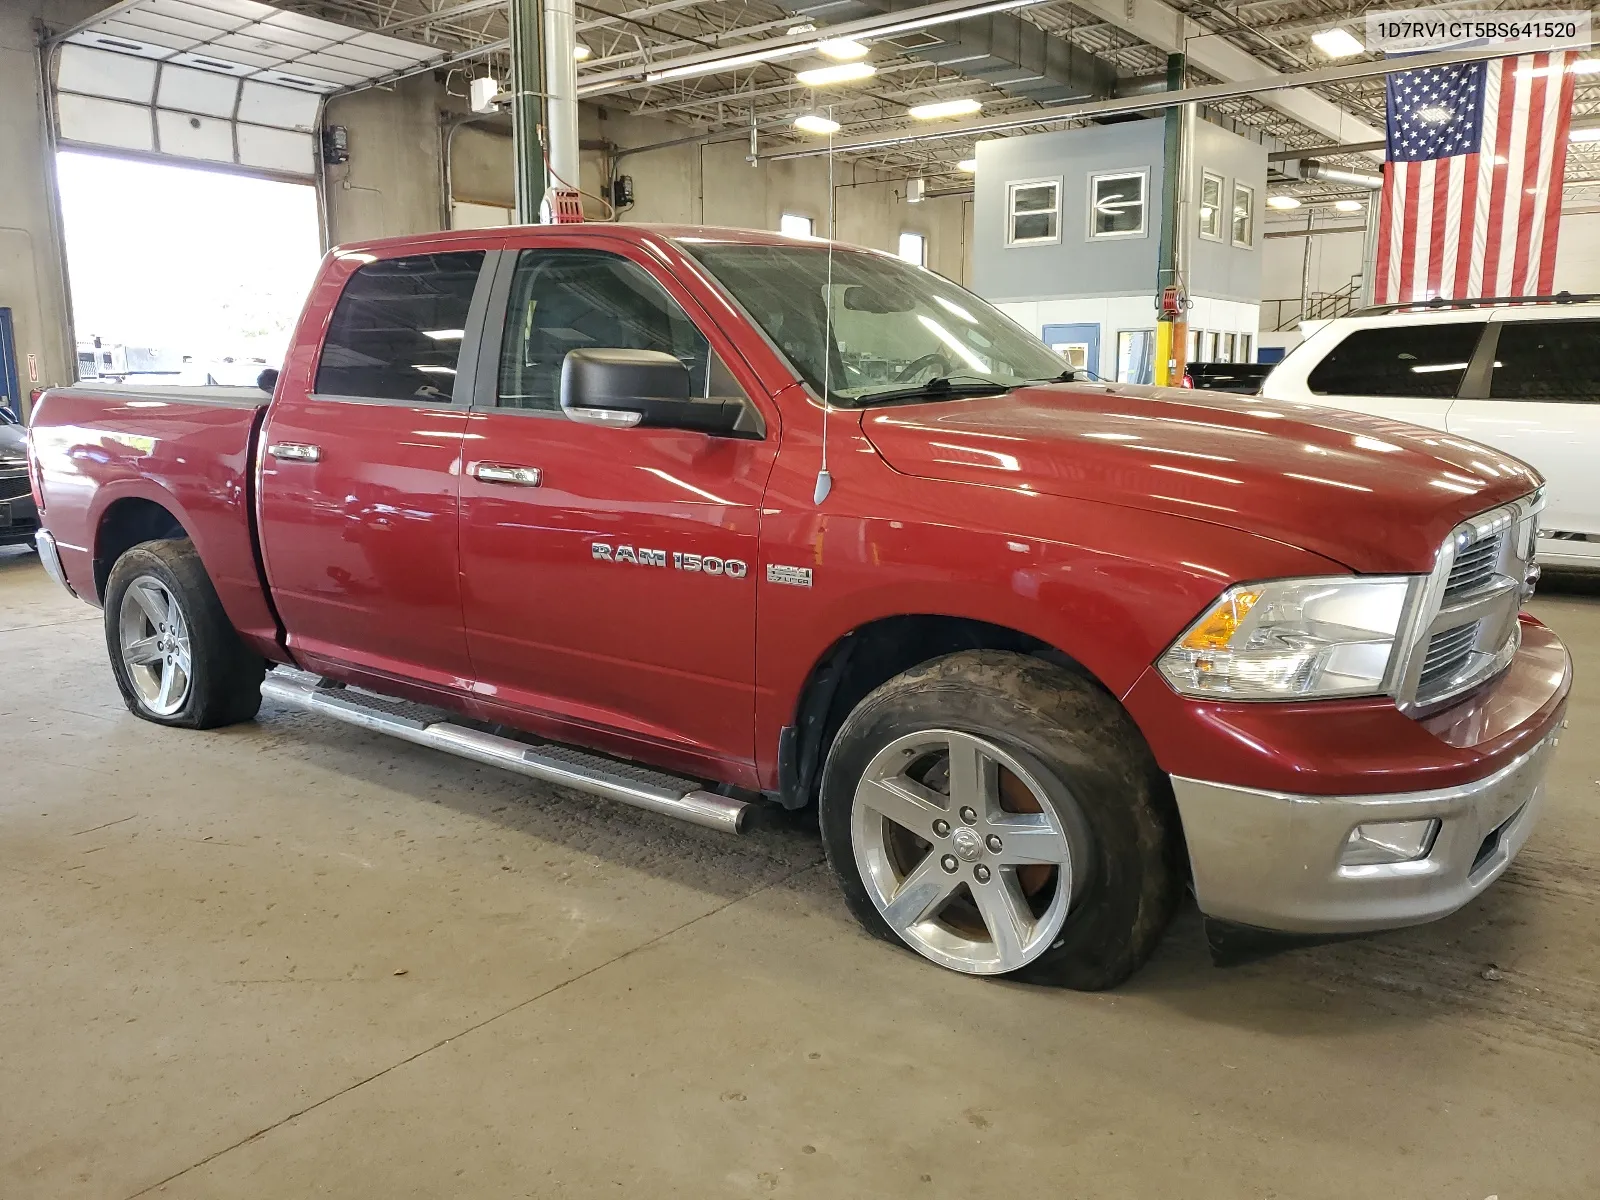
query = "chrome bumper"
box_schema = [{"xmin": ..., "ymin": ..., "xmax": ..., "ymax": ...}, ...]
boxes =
[
  {"xmin": 34, "ymin": 530, "xmax": 75, "ymax": 596},
  {"xmin": 1172, "ymin": 728, "xmax": 1562, "ymax": 934}
]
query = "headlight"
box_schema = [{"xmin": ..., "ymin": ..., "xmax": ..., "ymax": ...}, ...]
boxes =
[{"xmin": 1158, "ymin": 576, "xmax": 1418, "ymax": 700}]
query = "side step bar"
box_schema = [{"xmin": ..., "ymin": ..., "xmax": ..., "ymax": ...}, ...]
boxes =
[{"xmin": 261, "ymin": 673, "xmax": 750, "ymax": 834}]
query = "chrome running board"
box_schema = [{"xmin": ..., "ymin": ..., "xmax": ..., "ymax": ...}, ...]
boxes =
[{"xmin": 260, "ymin": 671, "xmax": 749, "ymax": 833}]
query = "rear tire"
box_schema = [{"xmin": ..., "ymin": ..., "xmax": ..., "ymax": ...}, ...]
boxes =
[
  {"xmin": 818, "ymin": 650, "xmax": 1180, "ymax": 990},
  {"xmin": 104, "ymin": 539, "xmax": 265, "ymax": 729}
]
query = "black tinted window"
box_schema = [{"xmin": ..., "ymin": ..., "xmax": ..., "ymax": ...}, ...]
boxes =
[
  {"xmin": 1307, "ymin": 323, "xmax": 1484, "ymax": 398},
  {"xmin": 497, "ymin": 249, "xmax": 718, "ymax": 411},
  {"xmin": 1490, "ymin": 320, "xmax": 1600, "ymax": 400},
  {"xmin": 316, "ymin": 251, "xmax": 483, "ymax": 402}
]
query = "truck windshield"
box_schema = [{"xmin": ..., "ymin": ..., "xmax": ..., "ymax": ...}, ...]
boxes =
[{"xmin": 679, "ymin": 241, "xmax": 1069, "ymax": 407}]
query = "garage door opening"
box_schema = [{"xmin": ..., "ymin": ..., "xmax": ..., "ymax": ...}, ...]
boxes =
[{"xmin": 56, "ymin": 150, "xmax": 322, "ymax": 386}]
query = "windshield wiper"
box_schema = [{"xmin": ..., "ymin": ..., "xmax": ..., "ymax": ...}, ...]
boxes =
[{"xmin": 855, "ymin": 376, "xmax": 1014, "ymax": 406}]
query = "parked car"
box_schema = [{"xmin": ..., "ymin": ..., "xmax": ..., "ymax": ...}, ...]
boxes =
[
  {"xmin": 0, "ymin": 407, "xmax": 38, "ymax": 549},
  {"xmin": 1185, "ymin": 361, "xmax": 1273, "ymax": 394},
  {"xmin": 26, "ymin": 226, "xmax": 1568, "ymax": 987},
  {"xmin": 1261, "ymin": 296, "xmax": 1600, "ymax": 570}
]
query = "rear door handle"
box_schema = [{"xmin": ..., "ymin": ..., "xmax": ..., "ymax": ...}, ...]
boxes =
[
  {"xmin": 267, "ymin": 442, "xmax": 321, "ymax": 463},
  {"xmin": 473, "ymin": 462, "xmax": 542, "ymax": 486}
]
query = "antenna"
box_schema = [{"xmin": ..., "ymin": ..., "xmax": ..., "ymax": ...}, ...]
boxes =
[{"xmin": 814, "ymin": 106, "xmax": 835, "ymax": 506}]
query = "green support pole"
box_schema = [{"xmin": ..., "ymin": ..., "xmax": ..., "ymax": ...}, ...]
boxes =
[
  {"xmin": 1154, "ymin": 51, "xmax": 1185, "ymax": 385},
  {"xmin": 509, "ymin": 0, "xmax": 549, "ymax": 223}
]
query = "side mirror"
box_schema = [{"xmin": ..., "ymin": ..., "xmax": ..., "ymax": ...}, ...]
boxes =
[
  {"xmin": 257, "ymin": 368, "xmax": 280, "ymax": 395},
  {"xmin": 560, "ymin": 348, "xmax": 745, "ymax": 436}
]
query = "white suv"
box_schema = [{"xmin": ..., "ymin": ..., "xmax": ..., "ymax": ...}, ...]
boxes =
[{"xmin": 1262, "ymin": 299, "xmax": 1600, "ymax": 570}]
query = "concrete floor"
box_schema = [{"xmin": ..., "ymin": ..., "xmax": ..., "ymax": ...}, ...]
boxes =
[{"xmin": 1, "ymin": 544, "xmax": 1597, "ymax": 1200}]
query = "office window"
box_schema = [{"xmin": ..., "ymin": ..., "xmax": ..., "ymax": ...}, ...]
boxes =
[
  {"xmin": 1006, "ymin": 178, "xmax": 1061, "ymax": 245},
  {"xmin": 1239, "ymin": 332, "xmax": 1253, "ymax": 363},
  {"xmin": 1186, "ymin": 328, "xmax": 1201, "ymax": 362},
  {"xmin": 1221, "ymin": 333, "xmax": 1237, "ymax": 364},
  {"xmin": 1199, "ymin": 171, "xmax": 1224, "ymax": 240},
  {"xmin": 1089, "ymin": 170, "xmax": 1147, "ymax": 239},
  {"xmin": 779, "ymin": 213, "xmax": 814, "ymax": 238},
  {"xmin": 1231, "ymin": 182, "xmax": 1255, "ymax": 247},
  {"xmin": 1116, "ymin": 330, "xmax": 1155, "ymax": 384},
  {"xmin": 1203, "ymin": 330, "xmax": 1219, "ymax": 362},
  {"xmin": 315, "ymin": 250, "xmax": 484, "ymax": 402},
  {"xmin": 897, "ymin": 231, "xmax": 927, "ymax": 266}
]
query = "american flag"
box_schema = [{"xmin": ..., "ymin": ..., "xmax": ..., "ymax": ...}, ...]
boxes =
[{"xmin": 1375, "ymin": 51, "xmax": 1577, "ymax": 303}]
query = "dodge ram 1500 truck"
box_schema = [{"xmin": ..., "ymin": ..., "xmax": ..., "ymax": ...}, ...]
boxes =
[{"xmin": 27, "ymin": 225, "xmax": 1570, "ymax": 988}]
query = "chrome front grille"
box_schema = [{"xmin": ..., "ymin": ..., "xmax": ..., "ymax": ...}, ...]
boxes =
[
  {"xmin": 0, "ymin": 468, "xmax": 31, "ymax": 503},
  {"xmin": 1394, "ymin": 491, "xmax": 1541, "ymax": 714}
]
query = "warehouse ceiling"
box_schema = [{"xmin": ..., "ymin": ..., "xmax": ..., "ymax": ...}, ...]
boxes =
[{"xmin": 251, "ymin": 0, "xmax": 1600, "ymax": 203}]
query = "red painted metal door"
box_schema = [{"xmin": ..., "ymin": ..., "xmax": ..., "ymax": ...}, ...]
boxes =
[{"xmin": 457, "ymin": 245, "xmax": 778, "ymax": 778}]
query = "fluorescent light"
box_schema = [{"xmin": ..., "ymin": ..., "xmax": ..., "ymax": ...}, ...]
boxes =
[
  {"xmin": 908, "ymin": 97, "xmax": 982, "ymax": 120},
  {"xmin": 956, "ymin": 158, "xmax": 977, "ymax": 172},
  {"xmin": 785, "ymin": 22, "xmax": 816, "ymax": 35},
  {"xmin": 794, "ymin": 112, "xmax": 840, "ymax": 134},
  {"xmin": 1573, "ymin": 58, "xmax": 1600, "ymax": 75},
  {"xmin": 574, "ymin": 44, "xmax": 592, "ymax": 61},
  {"xmin": 423, "ymin": 329, "xmax": 465, "ymax": 340},
  {"xmin": 1311, "ymin": 28, "xmax": 1364, "ymax": 58},
  {"xmin": 1334, "ymin": 198, "xmax": 1363, "ymax": 212},
  {"xmin": 817, "ymin": 38, "xmax": 869, "ymax": 61},
  {"xmin": 1571, "ymin": 127, "xmax": 1600, "ymax": 142},
  {"xmin": 1266, "ymin": 195, "xmax": 1301, "ymax": 210},
  {"xmin": 796, "ymin": 61, "xmax": 876, "ymax": 86}
]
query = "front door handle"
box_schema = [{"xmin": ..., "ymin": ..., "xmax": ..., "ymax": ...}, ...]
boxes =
[
  {"xmin": 267, "ymin": 442, "xmax": 321, "ymax": 463},
  {"xmin": 473, "ymin": 462, "xmax": 542, "ymax": 486}
]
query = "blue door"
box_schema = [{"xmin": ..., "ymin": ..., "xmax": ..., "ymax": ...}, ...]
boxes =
[
  {"xmin": 1041, "ymin": 322, "xmax": 1101, "ymax": 380},
  {"xmin": 0, "ymin": 308, "xmax": 20, "ymax": 421}
]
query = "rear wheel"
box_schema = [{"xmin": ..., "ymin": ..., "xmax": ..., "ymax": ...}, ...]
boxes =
[
  {"xmin": 104, "ymin": 539, "xmax": 264, "ymax": 729},
  {"xmin": 819, "ymin": 650, "xmax": 1180, "ymax": 989}
]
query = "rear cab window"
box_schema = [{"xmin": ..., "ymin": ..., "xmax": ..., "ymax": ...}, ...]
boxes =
[
  {"xmin": 1489, "ymin": 319, "xmax": 1600, "ymax": 401},
  {"xmin": 316, "ymin": 251, "xmax": 485, "ymax": 403},
  {"xmin": 1307, "ymin": 322, "xmax": 1486, "ymax": 398}
]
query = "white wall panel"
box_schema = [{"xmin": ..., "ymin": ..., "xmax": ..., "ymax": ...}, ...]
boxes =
[
  {"xmin": 57, "ymin": 93, "xmax": 154, "ymax": 151},
  {"xmin": 58, "ymin": 45, "xmax": 157, "ymax": 103},
  {"xmin": 156, "ymin": 109, "xmax": 234, "ymax": 162},
  {"xmin": 156, "ymin": 63, "xmax": 239, "ymax": 117},
  {"xmin": 236, "ymin": 123, "xmax": 313, "ymax": 174},
  {"xmin": 237, "ymin": 80, "xmax": 319, "ymax": 131}
]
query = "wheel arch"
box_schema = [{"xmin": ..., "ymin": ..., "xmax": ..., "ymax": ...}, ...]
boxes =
[
  {"xmin": 775, "ymin": 612, "xmax": 1118, "ymax": 811},
  {"xmin": 92, "ymin": 494, "xmax": 189, "ymax": 603}
]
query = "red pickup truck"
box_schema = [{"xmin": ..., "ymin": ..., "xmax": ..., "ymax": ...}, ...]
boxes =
[{"xmin": 27, "ymin": 225, "xmax": 1570, "ymax": 987}]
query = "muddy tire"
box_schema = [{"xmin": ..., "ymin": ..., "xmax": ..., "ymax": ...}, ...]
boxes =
[
  {"xmin": 819, "ymin": 650, "xmax": 1181, "ymax": 989},
  {"xmin": 104, "ymin": 538, "xmax": 265, "ymax": 729}
]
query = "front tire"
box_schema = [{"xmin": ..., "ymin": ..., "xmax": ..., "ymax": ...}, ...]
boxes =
[
  {"xmin": 819, "ymin": 650, "xmax": 1180, "ymax": 989},
  {"xmin": 104, "ymin": 539, "xmax": 265, "ymax": 729}
]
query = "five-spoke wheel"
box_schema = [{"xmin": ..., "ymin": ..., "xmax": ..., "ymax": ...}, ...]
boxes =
[{"xmin": 118, "ymin": 575, "xmax": 193, "ymax": 716}]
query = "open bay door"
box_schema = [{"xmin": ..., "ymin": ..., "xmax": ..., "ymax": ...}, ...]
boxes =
[{"xmin": 53, "ymin": 0, "xmax": 446, "ymax": 179}]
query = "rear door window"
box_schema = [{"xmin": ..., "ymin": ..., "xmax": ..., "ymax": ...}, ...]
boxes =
[
  {"xmin": 316, "ymin": 251, "xmax": 485, "ymax": 402},
  {"xmin": 1489, "ymin": 320, "xmax": 1600, "ymax": 401},
  {"xmin": 1306, "ymin": 323, "xmax": 1485, "ymax": 398}
]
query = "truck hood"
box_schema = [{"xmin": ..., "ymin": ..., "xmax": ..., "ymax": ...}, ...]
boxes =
[{"xmin": 860, "ymin": 383, "xmax": 1541, "ymax": 573}]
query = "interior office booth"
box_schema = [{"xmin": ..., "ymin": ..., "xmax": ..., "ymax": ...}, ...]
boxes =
[{"xmin": 969, "ymin": 119, "xmax": 1268, "ymax": 383}]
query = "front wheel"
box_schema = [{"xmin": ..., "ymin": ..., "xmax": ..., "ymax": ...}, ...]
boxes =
[
  {"xmin": 819, "ymin": 651, "xmax": 1181, "ymax": 989},
  {"xmin": 104, "ymin": 539, "xmax": 265, "ymax": 729}
]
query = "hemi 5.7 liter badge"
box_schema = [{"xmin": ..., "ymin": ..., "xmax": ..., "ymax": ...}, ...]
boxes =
[
  {"xmin": 592, "ymin": 542, "xmax": 748, "ymax": 578},
  {"xmin": 765, "ymin": 564, "xmax": 813, "ymax": 588}
]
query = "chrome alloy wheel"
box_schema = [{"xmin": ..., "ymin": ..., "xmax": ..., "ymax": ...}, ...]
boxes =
[
  {"xmin": 118, "ymin": 575, "xmax": 193, "ymax": 717},
  {"xmin": 850, "ymin": 729, "xmax": 1087, "ymax": 975}
]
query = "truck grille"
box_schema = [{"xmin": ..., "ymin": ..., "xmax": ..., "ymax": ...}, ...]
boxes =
[
  {"xmin": 0, "ymin": 469, "xmax": 31, "ymax": 503},
  {"xmin": 1396, "ymin": 492, "xmax": 1540, "ymax": 714}
]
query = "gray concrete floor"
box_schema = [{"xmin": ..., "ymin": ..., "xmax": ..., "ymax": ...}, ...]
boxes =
[{"xmin": 1, "ymin": 543, "xmax": 1597, "ymax": 1200}]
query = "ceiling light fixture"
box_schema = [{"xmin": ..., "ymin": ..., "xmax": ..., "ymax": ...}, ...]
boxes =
[
  {"xmin": 796, "ymin": 61, "xmax": 876, "ymax": 86},
  {"xmin": 908, "ymin": 97, "xmax": 982, "ymax": 120},
  {"xmin": 956, "ymin": 158, "xmax": 977, "ymax": 171},
  {"xmin": 636, "ymin": 0, "xmax": 1047, "ymax": 85},
  {"xmin": 574, "ymin": 44, "xmax": 592, "ymax": 61},
  {"xmin": 1334, "ymin": 198, "xmax": 1363, "ymax": 212},
  {"xmin": 1570, "ymin": 126, "xmax": 1600, "ymax": 142},
  {"xmin": 1311, "ymin": 28, "xmax": 1364, "ymax": 59},
  {"xmin": 817, "ymin": 38, "xmax": 869, "ymax": 61},
  {"xmin": 1266, "ymin": 194, "xmax": 1302, "ymax": 209},
  {"xmin": 785, "ymin": 22, "xmax": 817, "ymax": 36},
  {"xmin": 1572, "ymin": 58, "xmax": 1600, "ymax": 75},
  {"xmin": 794, "ymin": 112, "xmax": 841, "ymax": 135}
]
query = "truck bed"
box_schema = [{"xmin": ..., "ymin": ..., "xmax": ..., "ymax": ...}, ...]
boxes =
[{"xmin": 29, "ymin": 383, "xmax": 282, "ymax": 656}]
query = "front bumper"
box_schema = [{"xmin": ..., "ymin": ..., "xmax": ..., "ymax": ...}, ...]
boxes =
[
  {"xmin": 0, "ymin": 488, "xmax": 38, "ymax": 544},
  {"xmin": 1170, "ymin": 622, "xmax": 1570, "ymax": 935}
]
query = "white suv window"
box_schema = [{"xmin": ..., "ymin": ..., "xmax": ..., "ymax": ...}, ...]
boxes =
[
  {"xmin": 1306, "ymin": 323, "xmax": 1485, "ymax": 398},
  {"xmin": 1489, "ymin": 320, "xmax": 1600, "ymax": 401}
]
